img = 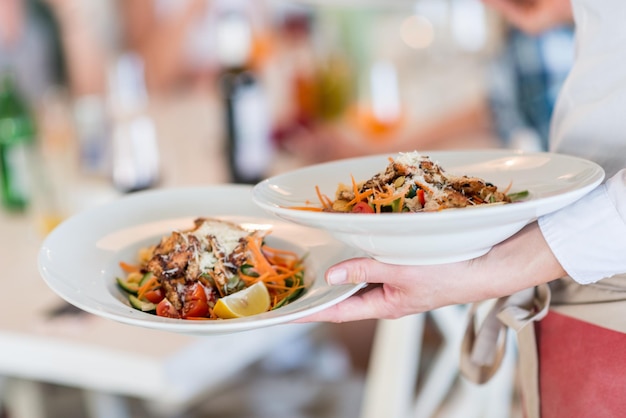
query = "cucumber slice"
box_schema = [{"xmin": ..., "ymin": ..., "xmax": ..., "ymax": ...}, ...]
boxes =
[
  {"xmin": 139, "ymin": 271, "xmax": 154, "ymax": 286},
  {"xmin": 116, "ymin": 277, "xmax": 139, "ymax": 294},
  {"xmin": 128, "ymin": 294, "xmax": 157, "ymax": 312},
  {"xmin": 507, "ymin": 190, "xmax": 530, "ymax": 202}
]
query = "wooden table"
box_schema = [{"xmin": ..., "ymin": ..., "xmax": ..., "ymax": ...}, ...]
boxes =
[{"xmin": 0, "ymin": 95, "xmax": 314, "ymax": 418}]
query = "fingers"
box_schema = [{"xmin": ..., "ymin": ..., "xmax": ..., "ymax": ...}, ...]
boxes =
[
  {"xmin": 325, "ymin": 257, "xmax": 425, "ymax": 287},
  {"xmin": 295, "ymin": 257, "xmax": 458, "ymax": 323},
  {"xmin": 482, "ymin": 0, "xmax": 539, "ymax": 33},
  {"xmin": 296, "ymin": 258, "xmax": 440, "ymax": 323},
  {"xmin": 295, "ymin": 284, "xmax": 404, "ymax": 323},
  {"xmin": 481, "ymin": 0, "xmax": 573, "ymax": 35}
]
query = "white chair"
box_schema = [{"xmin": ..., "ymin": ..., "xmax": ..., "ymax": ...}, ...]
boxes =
[
  {"xmin": 360, "ymin": 304, "xmax": 518, "ymax": 418},
  {"xmin": 0, "ymin": 323, "xmax": 316, "ymax": 418}
]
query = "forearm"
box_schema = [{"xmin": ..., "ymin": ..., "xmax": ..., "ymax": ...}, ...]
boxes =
[
  {"xmin": 306, "ymin": 223, "xmax": 565, "ymax": 322},
  {"xmin": 46, "ymin": 0, "xmax": 106, "ymax": 96},
  {"xmin": 457, "ymin": 222, "xmax": 566, "ymax": 304},
  {"xmin": 121, "ymin": 0, "xmax": 206, "ymax": 93},
  {"xmin": 481, "ymin": 0, "xmax": 574, "ymax": 35}
]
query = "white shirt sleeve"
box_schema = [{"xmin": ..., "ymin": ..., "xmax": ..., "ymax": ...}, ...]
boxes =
[
  {"xmin": 539, "ymin": 169, "xmax": 626, "ymax": 284},
  {"xmin": 541, "ymin": 0, "xmax": 626, "ymax": 284},
  {"xmin": 550, "ymin": 0, "xmax": 626, "ymax": 179}
]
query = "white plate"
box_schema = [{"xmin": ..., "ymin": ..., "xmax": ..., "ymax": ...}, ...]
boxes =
[
  {"xmin": 38, "ymin": 185, "xmax": 364, "ymax": 335},
  {"xmin": 252, "ymin": 149, "xmax": 605, "ymax": 265}
]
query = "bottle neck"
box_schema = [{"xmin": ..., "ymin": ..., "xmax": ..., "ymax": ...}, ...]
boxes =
[
  {"xmin": 215, "ymin": 12, "xmax": 253, "ymax": 71},
  {"xmin": 0, "ymin": 72, "xmax": 36, "ymax": 141}
]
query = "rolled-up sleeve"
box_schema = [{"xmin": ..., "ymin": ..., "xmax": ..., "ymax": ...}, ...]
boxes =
[{"xmin": 538, "ymin": 169, "xmax": 626, "ymax": 284}]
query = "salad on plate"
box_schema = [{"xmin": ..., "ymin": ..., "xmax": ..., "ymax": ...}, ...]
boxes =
[
  {"xmin": 296, "ymin": 151, "xmax": 528, "ymax": 214},
  {"xmin": 116, "ymin": 218, "xmax": 306, "ymax": 320}
]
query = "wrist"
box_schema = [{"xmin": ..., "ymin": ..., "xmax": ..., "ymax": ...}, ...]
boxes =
[{"xmin": 482, "ymin": 222, "xmax": 565, "ymax": 294}]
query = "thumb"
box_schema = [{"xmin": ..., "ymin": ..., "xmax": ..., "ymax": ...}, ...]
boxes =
[{"xmin": 326, "ymin": 257, "xmax": 408, "ymax": 286}]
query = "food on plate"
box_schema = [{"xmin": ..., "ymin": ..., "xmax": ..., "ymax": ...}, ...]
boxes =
[
  {"xmin": 296, "ymin": 151, "xmax": 528, "ymax": 213},
  {"xmin": 116, "ymin": 218, "xmax": 305, "ymax": 319},
  {"xmin": 213, "ymin": 281, "xmax": 271, "ymax": 319}
]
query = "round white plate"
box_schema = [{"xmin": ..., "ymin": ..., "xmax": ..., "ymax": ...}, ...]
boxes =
[
  {"xmin": 38, "ymin": 185, "xmax": 364, "ymax": 335},
  {"xmin": 252, "ymin": 149, "xmax": 605, "ymax": 265}
]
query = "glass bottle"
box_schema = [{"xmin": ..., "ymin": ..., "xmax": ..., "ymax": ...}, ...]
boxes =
[
  {"xmin": 0, "ymin": 72, "xmax": 37, "ymax": 212},
  {"xmin": 108, "ymin": 52, "xmax": 160, "ymax": 193},
  {"xmin": 217, "ymin": 10, "xmax": 274, "ymax": 185}
]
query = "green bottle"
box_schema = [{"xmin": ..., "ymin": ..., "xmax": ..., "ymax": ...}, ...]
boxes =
[{"xmin": 0, "ymin": 73, "xmax": 37, "ymax": 212}]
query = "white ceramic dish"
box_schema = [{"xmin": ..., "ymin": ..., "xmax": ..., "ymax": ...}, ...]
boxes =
[
  {"xmin": 252, "ymin": 149, "xmax": 605, "ymax": 265},
  {"xmin": 38, "ymin": 185, "xmax": 364, "ymax": 335}
]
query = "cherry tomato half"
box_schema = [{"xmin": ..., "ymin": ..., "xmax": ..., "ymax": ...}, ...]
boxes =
[
  {"xmin": 156, "ymin": 298, "xmax": 180, "ymax": 318},
  {"xmin": 182, "ymin": 283, "xmax": 209, "ymax": 318},
  {"xmin": 182, "ymin": 299, "xmax": 209, "ymax": 318},
  {"xmin": 352, "ymin": 201, "xmax": 374, "ymax": 213},
  {"xmin": 143, "ymin": 288, "xmax": 164, "ymax": 304}
]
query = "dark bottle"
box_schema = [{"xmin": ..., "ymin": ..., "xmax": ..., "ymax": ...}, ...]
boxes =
[
  {"xmin": 217, "ymin": 11, "xmax": 274, "ymax": 184},
  {"xmin": 0, "ymin": 73, "xmax": 37, "ymax": 212}
]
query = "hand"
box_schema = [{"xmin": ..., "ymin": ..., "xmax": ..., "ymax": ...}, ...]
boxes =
[
  {"xmin": 296, "ymin": 223, "xmax": 566, "ymax": 323},
  {"xmin": 482, "ymin": 0, "xmax": 574, "ymax": 35},
  {"xmin": 297, "ymin": 258, "xmax": 475, "ymax": 323}
]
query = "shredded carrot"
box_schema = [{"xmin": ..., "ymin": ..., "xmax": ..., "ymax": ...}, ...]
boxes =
[
  {"xmin": 119, "ymin": 261, "xmax": 140, "ymax": 273},
  {"xmin": 246, "ymin": 235, "xmax": 277, "ymax": 276},
  {"xmin": 242, "ymin": 237, "xmax": 305, "ymax": 308},
  {"xmin": 414, "ymin": 181, "xmax": 433, "ymax": 193},
  {"xmin": 262, "ymin": 245, "xmax": 300, "ymax": 256},
  {"xmin": 367, "ymin": 186, "xmax": 394, "ymax": 213},
  {"xmin": 371, "ymin": 193, "xmax": 399, "ymax": 206},
  {"xmin": 240, "ymin": 271, "xmax": 271, "ymax": 285},
  {"xmin": 121, "ymin": 226, "xmax": 307, "ymax": 320},
  {"xmin": 273, "ymin": 265, "xmax": 304, "ymax": 276},
  {"xmin": 267, "ymin": 269, "xmax": 303, "ymax": 283},
  {"xmin": 262, "ymin": 246, "xmax": 301, "ymax": 269},
  {"xmin": 315, "ymin": 185, "xmax": 333, "ymax": 210},
  {"xmin": 347, "ymin": 174, "xmax": 373, "ymax": 206},
  {"xmin": 272, "ymin": 280, "xmax": 305, "ymax": 307},
  {"xmin": 503, "ymin": 180, "xmax": 513, "ymax": 195},
  {"xmin": 289, "ymin": 206, "xmax": 324, "ymax": 212},
  {"xmin": 137, "ymin": 275, "xmax": 159, "ymax": 299},
  {"xmin": 239, "ymin": 271, "xmax": 260, "ymax": 283},
  {"xmin": 274, "ymin": 284, "xmax": 304, "ymax": 306}
]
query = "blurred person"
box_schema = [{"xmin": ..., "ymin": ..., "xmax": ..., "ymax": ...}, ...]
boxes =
[
  {"xmin": 0, "ymin": 0, "xmax": 62, "ymax": 105},
  {"xmin": 299, "ymin": 1, "xmax": 626, "ymax": 417},
  {"xmin": 282, "ymin": 8, "xmax": 574, "ymax": 163},
  {"xmin": 0, "ymin": 0, "xmax": 116, "ymax": 102},
  {"xmin": 488, "ymin": 24, "xmax": 574, "ymax": 151},
  {"xmin": 44, "ymin": 0, "xmax": 118, "ymax": 98},
  {"xmin": 119, "ymin": 0, "xmax": 210, "ymax": 94},
  {"xmin": 119, "ymin": 0, "xmax": 274, "ymax": 95}
]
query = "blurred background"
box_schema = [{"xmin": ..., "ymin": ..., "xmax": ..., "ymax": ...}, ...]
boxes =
[{"xmin": 0, "ymin": 0, "xmax": 574, "ymax": 417}]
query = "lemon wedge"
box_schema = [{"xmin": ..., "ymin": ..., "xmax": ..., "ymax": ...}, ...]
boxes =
[{"xmin": 213, "ymin": 282, "xmax": 271, "ymax": 319}]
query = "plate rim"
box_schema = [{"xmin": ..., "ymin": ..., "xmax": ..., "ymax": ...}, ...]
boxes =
[
  {"xmin": 250, "ymin": 149, "xmax": 605, "ymax": 264},
  {"xmin": 251, "ymin": 149, "xmax": 605, "ymax": 223},
  {"xmin": 38, "ymin": 184, "xmax": 365, "ymax": 334}
]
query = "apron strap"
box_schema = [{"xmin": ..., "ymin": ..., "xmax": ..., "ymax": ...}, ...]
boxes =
[{"xmin": 460, "ymin": 284, "xmax": 551, "ymax": 418}]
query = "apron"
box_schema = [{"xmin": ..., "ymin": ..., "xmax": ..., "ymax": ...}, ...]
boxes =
[
  {"xmin": 460, "ymin": 274, "xmax": 626, "ymax": 418},
  {"xmin": 463, "ymin": 1, "xmax": 626, "ymax": 415}
]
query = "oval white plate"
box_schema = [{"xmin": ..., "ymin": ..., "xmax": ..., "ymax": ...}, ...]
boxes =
[
  {"xmin": 38, "ymin": 185, "xmax": 364, "ymax": 335},
  {"xmin": 252, "ymin": 149, "xmax": 605, "ymax": 265}
]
